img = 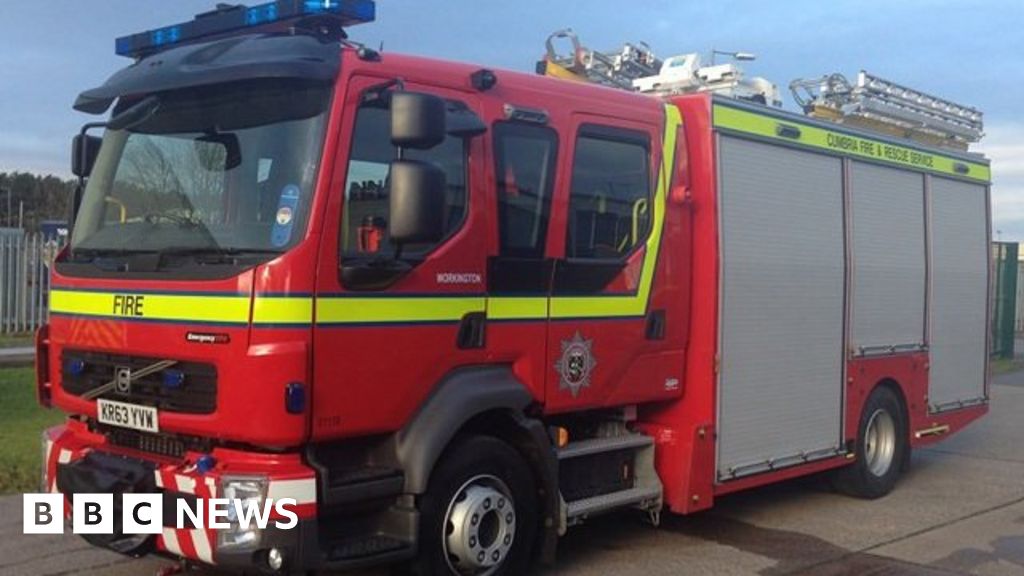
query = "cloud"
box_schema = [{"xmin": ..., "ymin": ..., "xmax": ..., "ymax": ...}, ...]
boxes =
[
  {"xmin": 981, "ymin": 122, "xmax": 1024, "ymax": 241},
  {"xmin": 0, "ymin": 130, "xmax": 68, "ymax": 177}
]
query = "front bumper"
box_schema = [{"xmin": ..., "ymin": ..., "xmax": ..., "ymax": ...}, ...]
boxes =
[{"xmin": 43, "ymin": 421, "xmax": 318, "ymax": 572}]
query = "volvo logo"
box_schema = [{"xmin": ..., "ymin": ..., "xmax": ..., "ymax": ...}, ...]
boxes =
[
  {"xmin": 80, "ymin": 359, "xmax": 179, "ymax": 401},
  {"xmin": 114, "ymin": 366, "xmax": 133, "ymax": 395}
]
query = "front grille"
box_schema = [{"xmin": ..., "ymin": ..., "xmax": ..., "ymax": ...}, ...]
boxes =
[
  {"xmin": 101, "ymin": 425, "xmax": 212, "ymax": 460},
  {"xmin": 62, "ymin": 349, "xmax": 217, "ymax": 414}
]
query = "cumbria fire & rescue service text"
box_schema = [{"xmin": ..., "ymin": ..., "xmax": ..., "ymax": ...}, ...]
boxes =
[{"xmin": 22, "ymin": 493, "xmax": 298, "ymax": 535}]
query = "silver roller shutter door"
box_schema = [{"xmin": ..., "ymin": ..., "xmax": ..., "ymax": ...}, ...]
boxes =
[
  {"xmin": 928, "ymin": 177, "xmax": 988, "ymax": 410},
  {"xmin": 849, "ymin": 163, "xmax": 927, "ymax": 353},
  {"xmin": 717, "ymin": 136, "xmax": 845, "ymax": 479}
]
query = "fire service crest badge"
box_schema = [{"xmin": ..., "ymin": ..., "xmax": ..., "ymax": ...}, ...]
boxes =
[{"xmin": 555, "ymin": 331, "xmax": 597, "ymax": 398}]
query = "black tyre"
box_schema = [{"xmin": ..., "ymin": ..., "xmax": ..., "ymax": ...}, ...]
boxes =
[
  {"xmin": 833, "ymin": 386, "xmax": 908, "ymax": 499},
  {"xmin": 406, "ymin": 435, "xmax": 538, "ymax": 576}
]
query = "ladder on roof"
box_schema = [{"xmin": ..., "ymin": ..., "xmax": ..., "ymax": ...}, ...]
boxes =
[{"xmin": 789, "ymin": 71, "xmax": 984, "ymax": 150}]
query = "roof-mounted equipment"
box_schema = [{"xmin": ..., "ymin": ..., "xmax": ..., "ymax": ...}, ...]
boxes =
[
  {"xmin": 790, "ymin": 71, "xmax": 984, "ymax": 150},
  {"xmin": 536, "ymin": 29, "xmax": 781, "ymax": 106},
  {"xmin": 633, "ymin": 52, "xmax": 781, "ymax": 106},
  {"xmin": 536, "ymin": 29, "xmax": 661, "ymax": 90},
  {"xmin": 114, "ymin": 0, "xmax": 376, "ymax": 59}
]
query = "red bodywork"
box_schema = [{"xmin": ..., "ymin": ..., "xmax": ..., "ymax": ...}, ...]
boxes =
[{"xmin": 40, "ymin": 46, "xmax": 987, "ymax": 567}]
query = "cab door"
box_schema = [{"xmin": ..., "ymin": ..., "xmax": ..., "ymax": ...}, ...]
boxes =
[
  {"xmin": 545, "ymin": 113, "xmax": 679, "ymax": 412},
  {"xmin": 312, "ymin": 76, "xmax": 489, "ymax": 438},
  {"xmin": 485, "ymin": 118, "xmax": 562, "ymax": 401}
]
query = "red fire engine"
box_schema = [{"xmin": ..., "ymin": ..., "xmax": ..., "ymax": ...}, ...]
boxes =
[{"xmin": 38, "ymin": 2, "xmax": 992, "ymax": 574}]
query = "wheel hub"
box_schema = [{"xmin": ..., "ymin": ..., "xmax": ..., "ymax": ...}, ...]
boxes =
[
  {"xmin": 443, "ymin": 475, "xmax": 516, "ymax": 575},
  {"xmin": 865, "ymin": 408, "xmax": 897, "ymax": 477}
]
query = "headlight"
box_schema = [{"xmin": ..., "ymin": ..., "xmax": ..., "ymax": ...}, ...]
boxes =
[{"xmin": 217, "ymin": 475, "xmax": 268, "ymax": 551}]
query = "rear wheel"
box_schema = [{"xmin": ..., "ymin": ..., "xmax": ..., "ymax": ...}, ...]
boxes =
[
  {"xmin": 406, "ymin": 436, "xmax": 538, "ymax": 576},
  {"xmin": 833, "ymin": 386, "xmax": 908, "ymax": 499}
]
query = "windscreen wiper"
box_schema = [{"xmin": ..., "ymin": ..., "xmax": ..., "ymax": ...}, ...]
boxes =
[
  {"xmin": 67, "ymin": 248, "xmax": 161, "ymax": 272},
  {"xmin": 68, "ymin": 247, "xmax": 156, "ymax": 262},
  {"xmin": 157, "ymin": 247, "xmax": 283, "ymax": 266}
]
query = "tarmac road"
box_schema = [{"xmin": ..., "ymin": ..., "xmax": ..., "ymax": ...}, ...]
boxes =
[{"xmin": 4, "ymin": 371, "xmax": 1024, "ymax": 576}]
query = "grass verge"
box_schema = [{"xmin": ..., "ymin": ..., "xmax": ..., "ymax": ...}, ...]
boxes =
[
  {"xmin": 0, "ymin": 333, "xmax": 33, "ymax": 349},
  {"xmin": 0, "ymin": 366, "xmax": 64, "ymax": 493},
  {"xmin": 991, "ymin": 358, "xmax": 1024, "ymax": 376}
]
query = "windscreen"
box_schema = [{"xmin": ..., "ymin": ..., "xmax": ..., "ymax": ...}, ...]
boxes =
[{"xmin": 70, "ymin": 80, "xmax": 332, "ymax": 262}]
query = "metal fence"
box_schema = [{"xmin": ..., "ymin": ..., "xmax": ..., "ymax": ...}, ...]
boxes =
[
  {"xmin": 0, "ymin": 232, "xmax": 66, "ymax": 335},
  {"xmin": 1017, "ymin": 260, "xmax": 1024, "ymax": 334}
]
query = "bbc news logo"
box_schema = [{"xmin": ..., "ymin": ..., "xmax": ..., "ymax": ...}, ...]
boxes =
[{"xmin": 23, "ymin": 493, "xmax": 299, "ymax": 534}]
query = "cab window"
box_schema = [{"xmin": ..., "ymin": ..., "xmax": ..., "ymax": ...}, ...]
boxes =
[
  {"xmin": 340, "ymin": 100, "xmax": 467, "ymax": 257},
  {"xmin": 494, "ymin": 122, "xmax": 558, "ymax": 259},
  {"xmin": 566, "ymin": 127, "xmax": 652, "ymax": 259}
]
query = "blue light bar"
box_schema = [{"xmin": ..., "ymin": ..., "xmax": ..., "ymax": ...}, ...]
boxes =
[{"xmin": 115, "ymin": 0, "xmax": 376, "ymax": 59}]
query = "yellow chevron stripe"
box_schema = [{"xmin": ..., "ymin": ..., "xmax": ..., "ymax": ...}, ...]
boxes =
[{"xmin": 548, "ymin": 104, "xmax": 682, "ymax": 319}]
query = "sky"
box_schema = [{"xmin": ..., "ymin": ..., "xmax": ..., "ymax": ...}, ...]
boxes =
[{"xmin": 0, "ymin": 0, "xmax": 1021, "ymax": 237}]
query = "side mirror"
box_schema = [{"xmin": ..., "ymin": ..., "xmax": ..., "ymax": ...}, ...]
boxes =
[
  {"xmin": 391, "ymin": 92, "xmax": 446, "ymax": 150},
  {"xmin": 71, "ymin": 134, "xmax": 102, "ymax": 178},
  {"xmin": 388, "ymin": 159, "xmax": 446, "ymax": 246}
]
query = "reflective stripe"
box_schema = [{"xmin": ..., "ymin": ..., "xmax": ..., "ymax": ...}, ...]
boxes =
[
  {"xmin": 550, "ymin": 293, "xmax": 647, "ymax": 319},
  {"xmin": 190, "ymin": 528, "xmax": 214, "ymax": 564},
  {"xmin": 488, "ymin": 297, "xmax": 548, "ymax": 321},
  {"xmin": 162, "ymin": 528, "xmax": 184, "ymax": 557},
  {"xmin": 50, "ymin": 109, "xmax": 684, "ymax": 328},
  {"xmin": 204, "ymin": 477, "xmax": 217, "ymax": 497},
  {"xmin": 713, "ymin": 103, "xmax": 991, "ymax": 182},
  {"xmin": 50, "ymin": 289, "xmax": 250, "ymax": 325},
  {"xmin": 252, "ymin": 295, "xmax": 314, "ymax": 326},
  {"xmin": 549, "ymin": 104, "xmax": 682, "ymax": 320},
  {"xmin": 174, "ymin": 474, "xmax": 197, "ymax": 495},
  {"xmin": 316, "ymin": 296, "xmax": 485, "ymax": 325}
]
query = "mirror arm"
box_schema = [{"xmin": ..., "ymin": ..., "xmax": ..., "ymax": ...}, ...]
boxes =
[
  {"xmin": 68, "ymin": 121, "xmax": 107, "ymax": 241},
  {"xmin": 76, "ymin": 122, "xmax": 107, "ymax": 187},
  {"xmin": 362, "ymin": 77, "xmax": 406, "ymax": 106}
]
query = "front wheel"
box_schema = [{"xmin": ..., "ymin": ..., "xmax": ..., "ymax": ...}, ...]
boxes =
[
  {"xmin": 406, "ymin": 436, "xmax": 538, "ymax": 576},
  {"xmin": 833, "ymin": 386, "xmax": 908, "ymax": 499}
]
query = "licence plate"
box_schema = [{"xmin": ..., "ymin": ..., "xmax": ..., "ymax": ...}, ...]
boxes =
[{"xmin": 97, "ymin": 399, "xmax": 159, "ymax": 433}]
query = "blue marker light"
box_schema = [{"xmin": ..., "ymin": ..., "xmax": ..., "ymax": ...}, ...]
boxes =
[
  {"xmin": 150, "ymin": 26, "xmax": 183, "ymax": 48},
  {"xmin": 162, "ymin": 369, "xmax": 186, "ymax": 389},
  {"xmin": 246, "ymin": 3, "xmax": 279, "ymax": 26},
  {"xmin": 115, "ymin": 0, "xmax": 377, "ymax": 59},
  {"xmin": 303, "ymin": 0, "xmax": 336, "ymax": 11},
  {"xmin": 196, "ymin": 454, "xmax": 217, "ymax": 474},
  {"xmin": 115, "ymin": 36, "xmax": 132, "ymax": 56},
  {"xmin": 66, "ymin": 359, "xmax": 86, "ymax": 377},
  {"xmin": 285, "ymin": 382, "xmax": 306, "ymax": 414}
]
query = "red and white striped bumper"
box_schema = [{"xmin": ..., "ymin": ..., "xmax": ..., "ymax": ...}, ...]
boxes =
[{"xmin": 42, "ymin": 421, "xmax": 317, "ymax": 568}]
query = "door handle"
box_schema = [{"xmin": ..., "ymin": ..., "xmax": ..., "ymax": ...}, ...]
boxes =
[
  {"xmin": 457, "ymin": 312, "xmax": 487, "ymax": 349},
  {"xmin": 645, "ymin": 309, "xmax": 666, "ymax": 341}
]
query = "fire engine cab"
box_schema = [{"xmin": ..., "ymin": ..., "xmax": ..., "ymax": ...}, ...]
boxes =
[{"xmin": 38, "ymin": 2, "xmax": 992, "ymax": 574}]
